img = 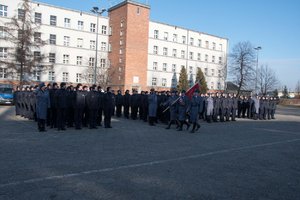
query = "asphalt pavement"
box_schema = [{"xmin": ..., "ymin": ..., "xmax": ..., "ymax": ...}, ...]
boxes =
[{"xmin": 0, "ymin": 105, "xmax": 300, "ymax": 200}]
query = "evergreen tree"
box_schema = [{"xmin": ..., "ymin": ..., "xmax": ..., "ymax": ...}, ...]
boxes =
[
  {"xmin": 282, "ymin": 85, "xmax": 289, "ymax": 98},
  {"xmin": 195, "ymin": 67, "xmax": 208, "ymax": 94},
  {"xmin": 177, "ymin": 66, "xmax": 188, "ymax": 92}
]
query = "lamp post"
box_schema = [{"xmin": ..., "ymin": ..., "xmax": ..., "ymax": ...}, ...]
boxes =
[
  {"xmin": 254, "ymin": 46, "xmax": 262, "ymax": 94},
  {"xmin": 91, "ymin": 7, "xmax": 106, "ymax": 85}
]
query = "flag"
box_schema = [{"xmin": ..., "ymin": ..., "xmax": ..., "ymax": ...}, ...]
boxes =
[{"xmin": 185, "ymin": 82, "xmax": 200, "ymax": 100}]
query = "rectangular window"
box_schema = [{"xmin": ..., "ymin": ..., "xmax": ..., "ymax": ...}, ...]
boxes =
[
  {"xmin": 152, "ymin": 77, "xmax": 157, "ymax": 86},
  {"xmin": 181, "ymin": 50, "xmax": 185, "ymax": 59},
  {"xmin": 172, "ymin": 64, "xmax": 176, "ymax": 72},
  {"xmin": 154, "ymin": 30, "xmax": 159, "ymax": 39},
  {"xmin": 108, "ymin": 43, "xmax": 112, "ymax": 52},
  {"xmin": 205, "ymin": 54, "xmax": 208, "ymax": 62},
  {"xmin": 0, "ymin": 26, "xmax": 7, "ymax": 39},
  {"xmin": 173, "ymin": 34, "xmax": 177, "ymax": 42},
  {"xmin": 120, "ymin": 30, "xmax": 123, "ymax": 36},
  {"xmin": 48, "ymin": 71, "xmax": 55, "ymax": 81},
  {"xmin": 189, "ymin": 66, "xmax": 193, "ymax": 74},
  {"xmin": 182, "ymin": 36, "xmax": 186, "ymax": 44},
  {"xmin": 64, "ymin": 36, "xmax": 70, "ymax": 46},
  {"xmin": 49, "ymin": 53, "xmax": 55, "ymax": 63},
  {"xmin": 162, "ymin": 78, "xmax": 167, "ymax": 87},
  {"xmin": 33, "ymin": 70, "xmax": 41, "ymax": 81},
  {"xmin": 212, "ymin": 56, "xmax": 215, "ymax": 63},
  {"xmin": 34, "ymin": 32, "xmax": 41, "ymax": 43},
  {"xmin": 189, "ymin": 52, "xmax": 193, "ymax": 60},
  {"xmin": 197, "ymin": 53, "xmax": 201, "ymax": 61},
  {"xmin": 205, "ymin": 41, "xmax": 209, "ymax": 48},
  {"xmin": 49, "ymin": 34, "xmax": 56, "ymax": 45},
  {"xmin": 78, "ymin": 21, "xmax": 84, "ymax": 30},
  {"xmin": 212, "ymin": 42, "xmax": 216, "ymax": 50},
  {"xmin": 35, "ymin": 12, "xmax": 42, "ymax": 24},
  {"xmin": 63, "ymin": 54, "xmax": 69, "ymax": 64},
  {"xmin": 101, "ymin": 42, "xmax": 106, "ymax": 51},
  {"xmin": 64, "ymin": 18, "xmax": 71, "ymax": 28},
  {"xmin": 218, "ymin": 70, "xmax": 221, "ymax": 77},
  {"xmin": 76, "ymin": 56, "xmax": 82, "ymax": 65},
  {"xmin": 0, "ymin": 47, "xmax": 8, "ymax": 58},
  {"xmin": 219, "ymin": 44, "xmax": 223, "ymax": 51},
  {"xmin": 76, "ymin": 73, "xmax": 82, "ymax": 83},
  {"xmin": 18, "ymin": 9, "xmax": 25, "ymax": 20},
  {"xmin": 153, "ymin": 46, "xmax": 158, "ymax": 54},
  {"xmin": 88, "ymin": 74, "xmax": 94, "ymax": 83},
  {"xmin": 89, "ymin": 57, "xmax": 95, "ymax": 67},
  {"xmin": 190, "ymin": 37, "xmax": 194, "ymax": 46},
  {"xmin": 137, "ymin": 7, "xmax": 140, "ymax": 15},
  {"xmin": 0, "ymin": 4, "xmax": 8, "ymax": 17},
  {"xmin": 120, "ymin": 21, "xmax": 124, "ymax": 28},
  {"xmin": 77, "ymin": 38, "xmax": 83, "ymax": 48},
  {"xmin": 33, "ymin": 51, "xmax": 41, "ymax": 61},
  {"xmin": 172, "ymin": 49, "xmax": 177, "ymax": 57},
  {"xmin": 50, "ymin": 15, "xmax": 57, "ymax": 26},
  {"xmin": 163, "ymin": 63, "xmax": 167, "ymax": 71},
  {"xmin": 109, "ymin": 26, "xmax": 112, "ymax": 35},
  {"xmin": 219, "ymin": 57, "xmax": 222, "ymax": 64},
  {"xmin": 101, "ymin": 25, "xmax": 107, "ymax": 34},
  {"xmin": 119, "ymin": 48, "xmax": 123, "ymax": 55},
  {"xmin": 90, "ymin": 23, "xmax": 96, "ymax": 32},
  {"xmin": 204, "ymin": 68, "xmax": 208, "ymax": 76},
  {"xmin": 211, "ymin": 69, "xmax": 215, "ymax": 76},
  {"xmin": 217, "ymin": 82, "xmax": 221, "ymax": 89},
  {"xmin": 100, "ymin": 59, "xmax": 106, "ymax": 68},
  {"xmin": 0, "ymin": 67, "xmax": 7, "ymax": 78},
  {"xmin": 198, "ymin": 39, "xmax": 202, "ymax": 47},
  {"xmin": 62, "ymin": 72, "xmax": 69, "ymax": 82},
  {"xmin": 120, "ymin": 40, "xmax": 123, "ymax": 45},
  {"xmin": 163, "ymin": 47, "xmax": 168, "ymax": 56},
  {"xmin": 153, "ymin": 62, "xmax": 157, "ymax": 70},
  {"xmin": 164, "ymin": 32, "xmax": 168, "ymax": 40},
  {"xmin": 90, "ymin": 40, "xmax": 95, "ymax": 49},
  {"xmin": 211, "ymin": 82, "xmax": 214, "ymax": 89}
]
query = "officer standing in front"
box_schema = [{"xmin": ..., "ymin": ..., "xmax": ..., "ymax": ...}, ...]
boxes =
[{"xmin": 103, "ymin": 87, "xmax": 114, "ymax": 128}]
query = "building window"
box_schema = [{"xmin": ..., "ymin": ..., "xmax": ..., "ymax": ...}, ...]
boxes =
[
  {"xmin": 48, "ymin": 71, "xmax": 55, "ymax": 81},
  {"xmin": 189, "ymin": 52, "xmax": 193, "ymax": 60},
  {"xmin": 212, "ymin": 56, "xmax": 215, "ymax": 63},
  {"xmin": 218, "ymin": 70, "xmax": 221, "ymax": 77},
  {"xmin": 33, "ymin": 51, "xmax": 41, "ymax": 61},
  {"xmin": 78, "ymin": 21, "xmax": 84, "ymax": 30},
  {"xmin": 182, "ymin": 36, "xmax": 187, "ymax": 44},
  {"xmin": 163, "ymin": 47, "xmax": 168, "ymax": 56},
  {"xmin": 64, "ymin": 36, "xmax": 70, "ymax": 46},
  {"xmin": 217, "ymin": 82, "xmax": 221, "ymax": 89},
  {"xmin": 76, "ymin": 73, "xmax": 82, "ymax": 83},
  {"xmin": 90, "ymin": 23, "xmax": 96, "ymax": 32},
  {"xmin": 108, "ymin": 43, "xmax": 112, "ymax": 52},
  {"xmin": 89, "ymin": 57, "xmax": 95, "ymax": 67},
  {"xmin": 197, "ymin": 53, "xmax": 201, "ymax": 61},
  {"xmin": 120, "ymin": 21, "xmax": 124, "ymax": 28},
  {"xmin": 101, "ymin": 42, "xmax": 106, "ymax": 51},
  {"xmin": 219, "ymin": 57, "xmax": 222, "ymax": 64},
  {"xmin": 163, "ymin": 63, "xmax": 167, "ymax": 71},
  {"xmin": 34, "ymin": 32, "xmax": 41, "ymax": 43},
  {"xmin": 120, "ymin": 40, "xmax": 123, "ymax": 46},
  {"xmin": 172, "ymin": 64, "xmax": 176, "ymax": 72},
  {"xmin": 190, "ymin": 37, "xmax": 194, "ymax": 46},
  {"xmin": 62, "ymin": 72, "xmax": 69, "ymax": 82},
  {"xmin": 204, "ymin": 68, "xmax": 208, "ymax": 76},
  {"xmin": 77, "ymin": 38, "xmax": 83, "ymax": 48},
  {"xmin": 137, "ymin": 7, "xmax": 140, "ymax": 15},
  {"xmin": 0, "ymin": 4, "xmax": 8, "ymax": 17},
  {"xmin": 153, "ymin": 46, "xmax": 158, "ymax": 54},
  {"xmin": 154, "ymin": 30, "xmax": 159, "ymax": 39},
  {"xmin": 205, "ymin": 41, "xmax": 209, "ymax": 48},
  {"xmin": 164, "ymin": 32, "xmax": 168, "ymax": 40},
  {"xmin": 153, "ymin": 62, "xmax": 157, "ymax": 70},
  {"xmin": 212, "ymin": 42, "xmax": 216, "ymax": 50},
  {"xmin": 162, "ymin": 78, "xmax": 167, "ymax": 87},
  {"xmin": 152, "ymin": 77, "xmax": 157, "ymax": 86},
  {"xmin": 198, "ymin": 39, "xmax": 202, "ymax": 47},
  {"xmin": 0, "ymin": 67, "xmax": 7, "ymax": 78},
  {"xmin": 133, "ymin": 76, "xmax": 139, "ymax": 83},
  {"xmin": 189, "ymin": 66, "xmax": 193, "ymax": 74},
  {"xmin": 88, "ymin": 74, "xmax": 94, "ymax": 83},
  {"xmin": 120, "ymin": 30, "xmax": 123, "ymax": 36},
  {"xmin": 63, "ymin": 54, "xmax": 69, "ymax": 64},
  {"xmin": 211, "ymin": 82, "xmax": 214, "ymax": 89},
  {"xmin": 219, "ymin": 44, "xmax": 223, "ymax": 51},
  {"xmin": 33, "ymin": 70, "xmax": 41, "ymax": 81},
  {"xmin": 50, "ymin": 15, "xmax": 56, "ymax": 26},
  {"xmin": 64, "ymin": 18, "xmax": 71, "ymax": 28},
  {"xmin": 49, "ymin": 34, "xmax": 56, "ymax": 45},
  {"xmin": 119, "ymin": 58, "xmax": 122, "ymax": 63},
  {"xmin": 35, "ymin": 12, "xmax": 42, "ymax": 24},
  {"xmin": 205, "ymin": 54, "xmax": 208, "ymax": 62},
  {"xmin": 0, "ymin": 26, "xmax": 7, "ymax": 39},
  {"xmin": 100, "ymin": 59, "xmax": 106, "ymax": 68},
  {"xmin": 49, "ymin": 53, "xmax": 55, "ymax": 63},
  {"xmin": 76, "ymin": 56, "xmax": 82, "ymax": 65},
  {"xmin": 90, "ymin": 40, "xmax": 95, "ymax": 49},
  {"xmin": 18, "ymin": 9, "xmax": 25, "ymax": 20},
  {"xmin": 172, "ymin": 49, "xmax": 177, "ymax": 57},
  {"xmin": 101, "ymin": 25, "xmax": 107, "ymax": 34},
  {"xmin": 0, "ymin": 47, "xmax": 8, "ymax": 58},
  {"xmin": 109, "ymin": 26, "xmax": 112, "ymax": 35},
  {"xmin": 173, "ymin": 34, "xmax": 177, "ymax": 42},
  {"xmin": 211, "ymin": 69, "xmax": 215, "ymax": 76},
  {"xmin": 119, "ymin": 48, "xmax": 123, "ymax": 55},
  {"xmin": 181, "ymin": 50, "xmax": 185, "ymax": 59}
]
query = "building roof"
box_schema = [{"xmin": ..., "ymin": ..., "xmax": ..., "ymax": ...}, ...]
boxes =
[{"xmin": 108, "ymin": 0, "xmax": 150, "ymax": 12}]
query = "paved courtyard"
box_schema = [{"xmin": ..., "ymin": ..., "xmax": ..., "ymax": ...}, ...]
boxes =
[{"xmin": 0, "ymin": 105, "xmax": 300, "ymax": 200}]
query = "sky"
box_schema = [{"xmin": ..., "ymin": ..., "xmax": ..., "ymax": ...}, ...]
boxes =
[{"xmin": 36, "ymin": 0, "xmax": 300, "ymax": 91}]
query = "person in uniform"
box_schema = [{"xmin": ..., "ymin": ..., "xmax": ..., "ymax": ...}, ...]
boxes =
[
  {"xmin": 115, "ymin": 90, "xmax": 123, "ymax": 117},
  {"xmin": 55, "ymin": 82, "xmax": 68, "ymax": 131},
  {"xmin": 96, "ymin": 86, "xmax": 104, "ymax": 126},
  {"xmin": 66, "ymin": 85, "xmax": 75, "ymax": 127},
  {"xmin": 213, "ymin": 92, "xmax": 221, "ymax": 122},
  {"xmin": 188, "ymin": 90, "xmax": 201, "ymax": 133},
  {"xmin": 103, "ymin": 87, "xmax": 114, "ymax": 128},
  {"xmin": 177, "ymin": 90, "xmax": 190, "ymax": 131},
  {"xmin": 148, "ymin": 88, "xmax": 158, "ymax": 126},
  {"xmin": 14, "ymin": 86, "xmax": 21, "ymax": 116},
  {"xmin": 231, "ymin": 93, "xmax": 238, "ymax": 121},
  {"xmin": 49, "ymin": 82, "xmax": 58, "ymax": 128},
  {"xmin": 252, "ymin": 95, "xmax": 260, "ymax": 120},
  {"xmin": 123, "ymin": 90, "xmax": 131, "ymax": 119},
  {"xmin": 205, "ymin": 93, "xmax": 214, "ymax": 123},
  {"xmin": 74, "ymin": 84, "xmax": 86, "ymax": 130},
  {"xmin": 86, "ymin": 85, "xmax": 100, "ymax": 129},
  {"xmin": 165, "ymin": 90, "xmax": 179, "ymax": 129},
  {"xmin": 130, "ymin": 90, "xmax": 139, "ymax": 120},
  {"xmin": 35, "ymin": 82, "xmax": 50, "ymax": 132}
]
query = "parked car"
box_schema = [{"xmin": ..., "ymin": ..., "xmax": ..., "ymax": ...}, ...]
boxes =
[{"xmin": 0, "ymin": 84, "xmax": 14, "ymax": 105}]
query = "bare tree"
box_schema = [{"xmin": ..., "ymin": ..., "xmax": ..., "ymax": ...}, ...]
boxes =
[
  {"xmin": 229, "ymin": 41, "xmax": 256, "ymax": 96},
  {"xmin": 0, "ymin": 0, "xmax": 49, "ymax": 85},
  {"xmin": 295, "ymin": 80, "xmax": 300, "ymax": 98},
  {"xmin": 257, "ymin": 64, "xmax": 280, "ymax": 95}
]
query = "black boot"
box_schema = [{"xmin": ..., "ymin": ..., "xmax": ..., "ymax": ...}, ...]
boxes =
[
  {"xmin": 190, "ymin": 123, "xmax": 196, "ymax": 133},
  {"xmin": 166, "ymin": 121, "xmax": 172, "ymax": 129},
  {"xmin": 195, "ymin": 123, "xmax": 200, "ymax": 131}
]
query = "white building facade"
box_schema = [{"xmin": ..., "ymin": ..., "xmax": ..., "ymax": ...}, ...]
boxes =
[{"xmin": 0, "ymin": 0, "xmax": 228, "ymax": 91}]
